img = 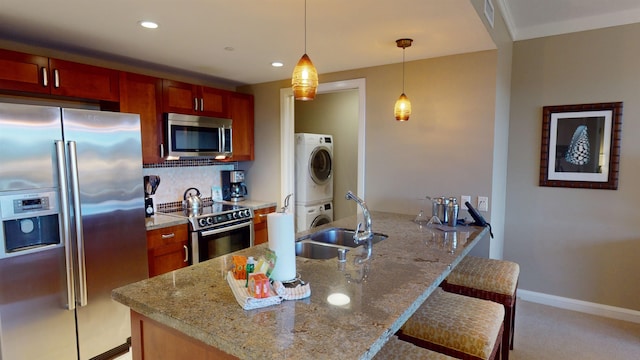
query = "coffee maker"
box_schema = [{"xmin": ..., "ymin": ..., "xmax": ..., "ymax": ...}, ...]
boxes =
[
  {"xmin": 221, "ymin": 170, "xmax": 247, "ymax": 202},
  {"xmin": 143, "ymin": 175, "xmax": 161, "ymax": 217}
]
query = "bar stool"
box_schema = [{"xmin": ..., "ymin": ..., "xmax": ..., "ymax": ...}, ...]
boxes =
[
  {"xmin": 397, "ymin": 288, "xmax": 504, "ymax": 360},
  {"xmin": 441, "ymin": 256, "xmax": 519, "ymax": 360},
  {"xmin": 374, "ymin": 336, "xmax": 458, "ymax": 359}
]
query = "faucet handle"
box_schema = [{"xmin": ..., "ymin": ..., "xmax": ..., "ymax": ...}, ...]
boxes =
[{"xmin": 354, "ymin": 222, "xmax": 362, "ymax": 237}]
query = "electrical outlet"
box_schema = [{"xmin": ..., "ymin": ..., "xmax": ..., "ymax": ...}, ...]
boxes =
[
  {"xmin": 477, "ymin": 196, "xmax": 489, "ymax": 212},
  {"xmin": 461, "ymin": 195, "xmax": 471, "ymax": 210}
]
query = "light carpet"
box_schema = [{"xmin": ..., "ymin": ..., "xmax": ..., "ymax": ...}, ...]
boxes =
[{"xmin": 511, "ymin": 299, "xmax": 640, "ymax": 360}]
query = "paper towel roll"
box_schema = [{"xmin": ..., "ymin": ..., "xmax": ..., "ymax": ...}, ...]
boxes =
[{"xmin": 267, "ymin": 212, "xmax": 296, "ymax": 281}]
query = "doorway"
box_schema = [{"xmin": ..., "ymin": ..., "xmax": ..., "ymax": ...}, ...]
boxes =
[{"xmin": 280, "ymin": 79, "xmax": 366, "ymax": 219}]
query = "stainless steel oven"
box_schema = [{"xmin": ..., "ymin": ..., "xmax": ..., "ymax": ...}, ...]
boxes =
[{"xmin": 164, "ymin": 204, "xmax": 253, "ymax": 264}]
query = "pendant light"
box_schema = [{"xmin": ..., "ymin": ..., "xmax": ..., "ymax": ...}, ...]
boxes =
[
  {"xmin": 292, "ymin": 0, "xmax": 318, "ymax": 101},
  {"xmin": 394, "ymin": 38, "xmax": 413, "ymax": 121}
]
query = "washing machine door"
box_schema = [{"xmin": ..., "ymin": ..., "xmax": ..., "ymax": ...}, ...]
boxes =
[
  {"xmin": 308, "ymin": 146, "xmax": 332, "ymax": 185},
  {"xmin": 310, "ymin": 214, "xmax": 332, "ymax": 228}
]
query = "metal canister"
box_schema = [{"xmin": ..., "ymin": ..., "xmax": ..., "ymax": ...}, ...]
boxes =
[
  {"xmin": 446, "ymin": 197, "xmax": 459, "ymax": 227},
  {"xmin": 432, "ymin": 197, "xmax": 449, "ymax": 224}
]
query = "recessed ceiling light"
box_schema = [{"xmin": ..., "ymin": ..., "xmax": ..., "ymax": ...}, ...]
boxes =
[
  {"xmin": 138, "ymin": 20, "xmax": 158, "ymax": 29},
  {"xmin": 271, "ymin": 61, "xmax": 284, "ymax": 68}
]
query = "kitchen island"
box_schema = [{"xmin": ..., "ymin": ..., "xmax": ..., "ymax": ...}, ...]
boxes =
[{"xmin": 112, "ymin": 211, "xmax": 488, "ymax": 359}]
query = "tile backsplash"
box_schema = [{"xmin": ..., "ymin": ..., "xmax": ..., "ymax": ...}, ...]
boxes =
[{"xmin": 143, "ymin": 164, "xmax": 235, "ymax": 209}]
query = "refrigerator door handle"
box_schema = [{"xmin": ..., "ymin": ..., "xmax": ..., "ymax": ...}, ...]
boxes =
[
  {"xmin": 55, "ymin": 140, "xmax": 76, "ymax": 311},
  {"xmin": 68, "ymin": 141, "xmax": 88, "ymax": 307}
]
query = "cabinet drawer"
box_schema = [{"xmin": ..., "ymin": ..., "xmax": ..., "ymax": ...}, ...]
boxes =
[{"xmin": 147, "ymin": 224, "xmax": 189, "ymax": 248}]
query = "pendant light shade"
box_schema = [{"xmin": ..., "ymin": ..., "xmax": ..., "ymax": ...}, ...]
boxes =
[
  {"xmin": 394, "ymin": 38, "xmax": 413, "ymax": 121},
  {"xmin": 394, "ymin": 93, "xmax": 411, "ymax": 121},
  {"xmin": 292, "ymin": 0, "xmax": 318, "ymax": 101},
  {"xmin": 292, "ymin": 53, "xmax": 318, "ymax": 101}
]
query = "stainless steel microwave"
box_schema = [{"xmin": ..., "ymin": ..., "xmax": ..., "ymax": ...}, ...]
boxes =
[{"xmin": 164, "ymin": 113, "xmax": 232, "ymax": 159}]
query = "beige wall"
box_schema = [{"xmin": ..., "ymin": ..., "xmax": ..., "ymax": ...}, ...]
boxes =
[
  {"xmin": 295, "ymin": 90, "xmax": 359, "ymax": 220},
  {"xmin": 242, "ymin": 49, "xmax": 499, "ymax": 252},
  {"xmin": 507, "ymin": 23, "xmax": 640, "ymax": 311}
]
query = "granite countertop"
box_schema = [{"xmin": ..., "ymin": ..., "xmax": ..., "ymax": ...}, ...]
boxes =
[
  {"xmin": 144, "ymin": 213, "xmax": 189, "ymax": 230},
  {"xmin": 114, "ymin": 211, "xmax": 488, "ymax": 359}
]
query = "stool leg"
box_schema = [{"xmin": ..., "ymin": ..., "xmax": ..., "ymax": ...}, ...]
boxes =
[
  {"xmin": 510, "ymin": 296, "xmax": 517, "ymax": 350},
  {"xmin": 503, "ymin": 306, "xmax": 512, "ymax": 360}
]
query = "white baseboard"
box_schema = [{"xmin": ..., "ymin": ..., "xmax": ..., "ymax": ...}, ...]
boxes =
[{"xmin": 517, "ymin": 289, "xmax": 640, "ymax": 324}]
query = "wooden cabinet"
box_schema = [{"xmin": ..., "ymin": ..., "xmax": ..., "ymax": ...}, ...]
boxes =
[
  {"xmin": 146, "ymin": 224, "xmax": 190, "ymax": 277},
  {"xmin": 0, "ymin": 49, "xmax": 119, "ymax": 101},
  {"xmin": 0, "ymin": 48, "xmax": 255, "ymax": 165},
  {"xmin": 253, "ymin": 206, "xmax": 276, "ymax": 245},
  {"xmin": 0, "ymin": 49, "xmax": 50, "ymax": 94},
  {"xmin": 120, "ymin": 72, "xmax": 164, "ymax": 164},
  {"xmin": 227, "ymin": 92, "xmax": 254, "ymax": 161},
  {"xmin": 162, "ymin": 79, "xmax": 229, "ymax": 118},
  {"xmin": 130, "ymin": 311, "xmax": 238, "ymax": 360}
]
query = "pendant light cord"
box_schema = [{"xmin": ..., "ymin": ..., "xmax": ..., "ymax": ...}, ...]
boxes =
[
  {"xmin": 304, "ymin": 0, "xmax": 308, "ymax": 53},
  {"xmin": 402, "ymin": 46, "xmax": 406, "ymax": 93}
]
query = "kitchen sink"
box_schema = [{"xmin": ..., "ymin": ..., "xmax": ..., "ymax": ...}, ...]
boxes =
[
  {"xmin": 307, "ymin": 228, "xmax": 387, "ymax": 247},
  {"xmin": 295, "ymin": 228, "xmax": 388, "ymax": 260}
]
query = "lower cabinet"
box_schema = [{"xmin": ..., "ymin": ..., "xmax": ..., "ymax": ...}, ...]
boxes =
[
  {"xmin": 130, "ymin": 311, "xmax": 238, "ymax": 360},
  {"xmin": 146, "ymin": 224, "xmax": 189, "ymax": 277},
  {"xmin": 253, "ymin": 206, "xmax": 276, "ymax": 245}
]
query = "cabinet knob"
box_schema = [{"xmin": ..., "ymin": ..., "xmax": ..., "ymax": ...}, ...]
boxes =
[{"xmin": 161, "ymin": 233, "xmax": 175, "ymax": 239}]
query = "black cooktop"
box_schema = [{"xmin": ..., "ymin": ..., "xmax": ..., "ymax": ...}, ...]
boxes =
[
  {"xmin": 163, "ymin": 203, "xmax": 244, "ymax": 218},
  {"xmin": 161, "ymin": 203, "xmax": 253, "ymax": 231}
]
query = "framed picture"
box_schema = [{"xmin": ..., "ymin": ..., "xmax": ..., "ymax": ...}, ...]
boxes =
[{"xmin": 539, "ymin": 102, "xmax": 623, "ymax": 190}]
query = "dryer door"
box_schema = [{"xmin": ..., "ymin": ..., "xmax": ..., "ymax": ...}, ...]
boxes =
[
  {"xmin": 310, "ymin": 214, "xmax": 332, "ymax": 228},
  {"xmin": 308, "ymin": 146, "xmax": 332, "ymax": 185}
]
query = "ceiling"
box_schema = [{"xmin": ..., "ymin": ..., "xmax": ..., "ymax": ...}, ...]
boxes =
[{"xmin": 1, "ymin": 0, "xmax": 639, "ymax": 86}]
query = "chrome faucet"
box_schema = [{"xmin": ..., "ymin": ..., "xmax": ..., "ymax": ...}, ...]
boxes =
[{"xmin": 345, "ymin": 191, "xmax": 373, "ymax": 245}]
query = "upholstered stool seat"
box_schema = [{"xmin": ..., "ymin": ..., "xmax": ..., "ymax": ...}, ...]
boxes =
[
  {"xmin": 397, "ymin": 288, "xmax": 504, "ymax": 360},
  {"xmin": 374, "ymin": 336, "xmax": 458, "ymax": 359},
  {"xmin": 442, "ymin": 256, "xmax": 519, "ymax": 360}
]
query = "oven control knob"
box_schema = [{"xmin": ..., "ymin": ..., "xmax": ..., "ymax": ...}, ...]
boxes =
[
  {"xmin": 244, "ymin": 209, "xmax": 251, "ymax": 217},
  {"xmin": 206, "ymin": 217, "xmax": 213, "ymax": 225},
  {"xmin": 233, "ymin": 212, "xmax": 239, "ymax": 219},
  {"xmin": 198, "ymin": 218, "xmax": 207, "ymax": 227}
]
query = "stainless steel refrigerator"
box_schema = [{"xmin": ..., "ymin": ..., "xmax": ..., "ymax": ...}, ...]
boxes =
[{"xmin": 0, "ymin": 103, "xmax": 148, "ymax": 359}]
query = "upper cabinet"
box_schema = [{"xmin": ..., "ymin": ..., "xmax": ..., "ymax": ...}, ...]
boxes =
[
  {"xmin": 0, "ymin": 49, "xmax": 119, "ymax": 101},
  {"xmin": 162, "ymin": 80, "xmax": 229, "ymax": 118},
  {"xmin": 228, "ymin": 92, "xmax": 255, "ymax": 161},
  {"xmin": 120, "ymin": 72, "xmax": 164, "ymax": 164},
  {"xmin": 0, "ymin": 48, "xmax": 255, "ymax": 164}
]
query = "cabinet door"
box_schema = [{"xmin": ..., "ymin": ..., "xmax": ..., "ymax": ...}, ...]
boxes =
[
  {"xmin": 48, "ymin": 58, "xmax": 120, "ymax": 101},
  {"xmin": 200, "ymin": 86, "xmax": 229, "ymax": 117},
  {"xmin": 0, "ymin": 49, "xmax": 50, "ymax": 94},
  {"xmin": 253, "ymin": 206, "xmax": 276, "ymax": 245},
  {"xmin": 228, "ymin": 92, "xmax": 254, "ymax": 161},
  {"xmin": 162, "ymin": 79, "xmax": 198, "ymax": 115},
  {"xmin": 120, "ymin": 72, "xmax": 164, "ymax": 164},
  {"xmin": 147, "ymin": 224, "xmax": 190, "ymax": 277}
]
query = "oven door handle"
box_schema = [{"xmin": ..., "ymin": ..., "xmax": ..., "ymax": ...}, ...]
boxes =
[{"xmin": 200, "ymin": 222, "xmax": 251, "ymax": 237}]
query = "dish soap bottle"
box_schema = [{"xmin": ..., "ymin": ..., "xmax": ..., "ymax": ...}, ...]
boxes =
[{"xmin": 245, "ymin": 256, "xmax": 255, "ymax": 287}]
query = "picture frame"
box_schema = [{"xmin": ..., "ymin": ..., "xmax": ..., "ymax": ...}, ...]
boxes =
[{"xmin": 539, "ymin": 102, "xmax": 623, "ymax": 190}]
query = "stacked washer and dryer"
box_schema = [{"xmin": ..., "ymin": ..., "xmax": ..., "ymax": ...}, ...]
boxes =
[{"xmin": 295, "ymin": 133, "xmax": 334, "ymax": 232}]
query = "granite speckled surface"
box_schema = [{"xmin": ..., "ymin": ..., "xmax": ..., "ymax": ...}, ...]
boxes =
[
  {"xmin": 144, "ymin": 213, "xmax": 189, "ymax": 230},
  {"xmin": 114, "ymin": 211, "xmax": 488, "ymax": 359}
]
